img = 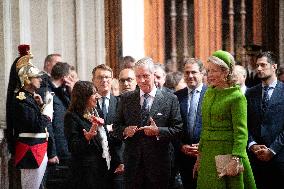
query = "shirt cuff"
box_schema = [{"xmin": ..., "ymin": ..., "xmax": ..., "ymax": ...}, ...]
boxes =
[
  {"xmin": 268, "ymin": 148, "xmax": 276, "ymax": 155},
  {"xmin": 248, "ymin": 141, "xmax": 257, "ymax": 150}
]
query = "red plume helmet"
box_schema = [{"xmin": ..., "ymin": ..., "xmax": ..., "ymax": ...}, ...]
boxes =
[{"xmin": 18, "ymin": 44, "xmax": 30, "ymax": 56}]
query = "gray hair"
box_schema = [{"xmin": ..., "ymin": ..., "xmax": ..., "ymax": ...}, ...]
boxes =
[
  {"xmin": 154, "ymin": 63, "xmax": 166, "ymax": 76},
  {"xmin": 135, "ymin": 57, "xmax": 155, "ymax": 74},
  {"xmin": 233, "ymin": 65, "xmax": 247, "ymax": 77}
]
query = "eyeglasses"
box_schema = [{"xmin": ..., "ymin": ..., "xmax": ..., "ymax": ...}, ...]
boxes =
[
  {"xmin": 95, "ymin": 76, "xmax": 112, "ymax": 80},
  {"xmin": 119, "ymin": 78, "xmax": 134, "ymax": 83},
  {"xmin": 136, "ymin": 74, "xmax": 151, "ymax": 80}
]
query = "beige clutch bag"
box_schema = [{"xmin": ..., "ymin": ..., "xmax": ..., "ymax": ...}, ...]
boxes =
[{"xmin": 215, "ymin": 154, "xmax": 244, "ymax": 178}]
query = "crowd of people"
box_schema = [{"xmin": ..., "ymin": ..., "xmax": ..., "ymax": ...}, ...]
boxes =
[{"xmin": 5, "ymin": 43, "xmax": 284, "ymax": 189}]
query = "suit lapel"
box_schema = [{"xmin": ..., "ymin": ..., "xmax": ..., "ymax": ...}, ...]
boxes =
[
  {"xmin": 106, "ymin": 95, "xmax": 115, "ymax": 123},
  {"xmin": 252, "ymin": 85, "xmax": 263, "ymax": 115},
  {"xmin": 179, "ymin": 88, "xmax": 189, "ymax": 120},
  {"xmin": 197, "ymin": 85, "xmax": 207, "ymax": 114},
  {"xmin": 150, "ymin": 89, "xmax": 164, "ymax": 117},
  {"xmin": 126, "ymin": 90, "xmax": 141, "ymax": 125},
  {"xmin": 267, "ymin": 81, "xmax": 283, "ymax": 110}
]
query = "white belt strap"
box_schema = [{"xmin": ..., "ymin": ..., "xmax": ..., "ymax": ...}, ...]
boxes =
[{"xmin": 19, "ymin": 133, "xmax": 48, "ymax": 139}]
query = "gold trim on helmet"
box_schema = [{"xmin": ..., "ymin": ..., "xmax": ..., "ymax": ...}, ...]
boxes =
[
  {"xmin": 18, "ymin": 65, "xmax": 44, "ymax": 87},
  {"xmin": 16, "ymin": 54, "xmax": 34, "ymax": 73}
]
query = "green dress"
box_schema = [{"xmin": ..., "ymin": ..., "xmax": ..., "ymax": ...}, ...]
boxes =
[{"xmin": 197, "ymin": 86, "xmax": 256, "ymax": 189}]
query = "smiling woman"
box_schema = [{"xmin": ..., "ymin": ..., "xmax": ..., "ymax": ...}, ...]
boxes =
[
  {"xmin": 195, "ymin": 50, "xmax": 257, "ymax": 189},
  {"xmin": 64, "ymin": 81, "xmax": 121, "ymax": 189}
]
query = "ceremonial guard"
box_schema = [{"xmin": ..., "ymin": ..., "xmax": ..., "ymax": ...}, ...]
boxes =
[{"xmin": 13, "ymin": 55, "xmax": 54, "ymax": 189}]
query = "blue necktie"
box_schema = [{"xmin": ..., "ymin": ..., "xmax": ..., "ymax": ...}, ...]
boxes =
[
  {"xmin": 187, "ymin": 90, "xmax": 196, "ymax": 141},
  {"xmin": 262, "ymin": 86, "xmax": 270, "ymax": 113},
  {"xmin": 102, "ymin": 96, "xmax": 107, "ymax": 121},
  {"xmin": 141, "ymin": 94, "xmax": 150, "ymax": 126}
]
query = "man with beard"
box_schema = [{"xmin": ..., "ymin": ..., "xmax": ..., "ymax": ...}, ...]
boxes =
[{"xmin": 246, "ymin": 51, "xmax": 284, "ymax": 189}]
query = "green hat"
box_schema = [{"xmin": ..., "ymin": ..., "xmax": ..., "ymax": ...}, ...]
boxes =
[{"xmin": 208, "ymin": 50, "xmax": 235, "ymax": 72}]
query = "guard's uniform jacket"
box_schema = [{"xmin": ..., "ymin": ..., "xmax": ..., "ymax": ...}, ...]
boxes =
[{"xmin": 13, "ymin": 88, "xmax": 53, "ymax": 169}]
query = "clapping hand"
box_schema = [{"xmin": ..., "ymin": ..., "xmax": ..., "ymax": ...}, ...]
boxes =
[
  {"xmin": 139, "ymin": 117, "xmax": 159, "ymax": 136},
  {"xmin": 83, "ymin": 115, "xmax": 101, "ymax": 141},
  {"xmin": 123, "ymin": 126, "xmax": 138, "ymax": 139},
  {"xmin": 83, "ymin": 125, "xmax": 98, "ymax": 141}
]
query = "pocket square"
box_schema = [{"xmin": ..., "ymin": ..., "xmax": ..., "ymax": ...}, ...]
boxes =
[{"xmin": 157, "ymin": 113, "xmax": 163, "ymax": 116}]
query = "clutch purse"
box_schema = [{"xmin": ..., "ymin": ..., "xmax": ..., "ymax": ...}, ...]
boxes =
[{"xmin": 215, "ymin": 154, "xmax": 244, "ymax": 178}]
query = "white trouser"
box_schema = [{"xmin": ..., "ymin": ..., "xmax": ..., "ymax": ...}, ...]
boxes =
[{"xmin": 21, "ymin": 153, "xmax": 48, "ymax": 189}]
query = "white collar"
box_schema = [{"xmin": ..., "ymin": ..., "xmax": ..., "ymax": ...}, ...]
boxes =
[
  {"xmin": 187, "ymin": 83, "xmax": 203, "ymax": 94},
  {"xmin": 140, "ymin": 86, "xmax": 157, "ymax": 98},
  {"xmin": 262, "ymin": 79, "xmax": 277, "ymax": 89},
  {"xmin": 102, "ymin": 92, "xmax": 111, "ymax": 100}
]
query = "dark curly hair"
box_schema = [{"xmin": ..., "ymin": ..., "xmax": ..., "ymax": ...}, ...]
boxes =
[{"xmin": 68, "ymin": 81, "xmax": 96, "ymax": 115}]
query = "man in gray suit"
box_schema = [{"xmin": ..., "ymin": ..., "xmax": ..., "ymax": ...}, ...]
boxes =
[
  {"xmin": 114, "ymin": 57, "xmax": 183, "ymax": 189},
  {"xmin": 246, "ymin": 51, "xmax": 284, "ymax": 189}
]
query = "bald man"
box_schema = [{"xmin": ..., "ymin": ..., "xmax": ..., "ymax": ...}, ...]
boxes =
[{"xmin": 119, "ymin": 68, "xmax": 137, "ymax": 94}]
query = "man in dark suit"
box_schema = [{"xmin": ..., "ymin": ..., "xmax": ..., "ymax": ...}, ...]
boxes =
[
  {"xmin": 92, "ymin": 64, "xmax": 123, "ymax": 188},
  {"xmin": 246, "ymin": 51, "xmax": 284, "ymax": 189},
  {"xmin": 244, "ymin": 44, "xmax": 262, "ymax": 87},
  {"xmin": 118, "ymin": 68, "xmax": 137, "ymax": 94},
  {"xmin": 114, "ymin": 57, "xmax": 183, "ymax": 189},
  {"xmin": 174, "ymin": 58, "xmax": 207, "ymax": 189},
  {"xmin": 92, "ymin": 64, "xmax": 119, "ymax": 133},
  {"xmin": 154, "ymin": 63, "xmax": 174, "ymax": 93}
]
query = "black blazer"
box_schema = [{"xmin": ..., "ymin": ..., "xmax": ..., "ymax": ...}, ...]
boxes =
[
  {"xmin": 97, "ymin": 94, "xmax": 118, "ymax": 125},
  {"xmin": 64, "ymin": 111, "xmax": 121, "ymax": 188},
  {"xmin": 246, "ymin": 81, "xmax": 284, "ymax": 162},
  {"xmin": 14, "ymin": 89, "xmax": 52, "ymax": 168},
  {"xmin": 113, "ymin": 89, "xmax": 183, "ymax": 184}
]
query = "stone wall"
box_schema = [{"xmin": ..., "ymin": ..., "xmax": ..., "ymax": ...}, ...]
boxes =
[{"xmin": 0, "ymin": 0, "xmax": 105, "ymax": 188}]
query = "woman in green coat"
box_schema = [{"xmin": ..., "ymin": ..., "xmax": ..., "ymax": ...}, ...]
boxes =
[{"xmin": 195, "ymin": 50, "xmax": 256, "ymax": 189}]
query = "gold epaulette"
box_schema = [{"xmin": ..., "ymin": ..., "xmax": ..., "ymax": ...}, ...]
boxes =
[{"xmin": 16, "ymin": 92, "xmax": 26, "ymax": 100}]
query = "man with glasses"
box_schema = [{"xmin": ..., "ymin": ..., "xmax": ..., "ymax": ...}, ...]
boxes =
[
  {"xmin": 91, "ymin": 64, "xmax": 124, "ymax": 188},
  {"xmin": 118, "ymin": 68, "xmax": 137, "ymax": 94},
  {"xmin": 174, "ymin": 58, "xmax": 207, "ymax": 189},
  {"xmin": 113, "ymin": 57, "xmax": 183, "ymax": 189}
]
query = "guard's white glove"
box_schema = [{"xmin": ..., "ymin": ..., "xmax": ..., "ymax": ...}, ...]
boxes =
[{"xmin": 42, "ymin": 91, "xmax": 54, "ymax": 121}]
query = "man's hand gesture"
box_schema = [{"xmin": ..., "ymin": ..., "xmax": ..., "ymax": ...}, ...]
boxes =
[{"xmin": 139, "ymin": 117, "xmax": 159, "ymax": 136}]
